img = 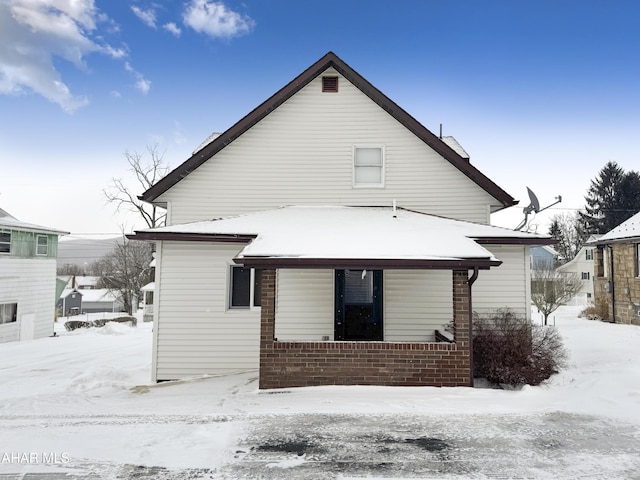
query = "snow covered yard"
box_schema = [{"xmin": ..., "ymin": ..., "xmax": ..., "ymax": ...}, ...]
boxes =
[{"xmin": 1, "ymin": 307, "xmax": 640, "ymax": 479}]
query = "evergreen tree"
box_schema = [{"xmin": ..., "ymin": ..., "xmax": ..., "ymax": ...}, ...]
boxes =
[{"xmin": 579, "ymin": 161, "xmax": 640, "ymax": 234}]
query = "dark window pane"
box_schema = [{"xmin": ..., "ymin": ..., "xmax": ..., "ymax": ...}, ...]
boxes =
[
  {"xmin": 0, "ymin": 232, "xmax": 10, "ymax": 254},
  {"xmin": 231, "ymin": 267, "xmax": 251, "ymax": 307},
  {"xmin": 253, "ymin": 269, "xmax": 263, "ymax": 307},
  {"xmin": 344, "ymin": 269, "xmax": 373, "ymax": 304}
]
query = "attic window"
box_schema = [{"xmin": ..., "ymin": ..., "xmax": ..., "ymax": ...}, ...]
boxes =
[{"xmin": 322, "ymin": 76, "xmax": 338, "ymax": 93}]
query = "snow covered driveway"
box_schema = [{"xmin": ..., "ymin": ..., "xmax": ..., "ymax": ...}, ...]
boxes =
[{"xmin": 1, "ymin": 307, "xmax": 640, "ymax": 479}]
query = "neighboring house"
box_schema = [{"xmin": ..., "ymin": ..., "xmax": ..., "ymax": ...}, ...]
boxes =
[
  {"xmin": 130, "ymin": 52, "xmax": 554, "ymax": 388},
  {"xmin": 590, "ymin": 212, "xmax": 640, "ymax": 324},
  {"xmin": 57, "ymin": 289, "xmax": 83, "ymax": 316},
  {"xmin": 57, "ymin": 281, "xmax": 126, "ymax": 315},
  {"xmin": 78, "ymin": 288, "xmax": 125, "ymax": 314},
  {"xmin": 530, "ymin": 246, "xmax": 558, "ymax": 269},
  {"xmin": 0, "ymin": 207, "xmax": 67, "ymax": 343},
  {"xmin": 556, "ymin": 236, "xmax": 600, "ymax": 305}
]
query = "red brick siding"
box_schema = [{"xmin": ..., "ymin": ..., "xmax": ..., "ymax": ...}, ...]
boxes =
[{"xmin": 259, "ymin": 269, "xmax": 473, "ymax": 389}]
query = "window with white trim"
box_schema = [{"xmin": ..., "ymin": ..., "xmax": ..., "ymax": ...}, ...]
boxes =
[
  {"xmin": 585, "ymin": 249, "xmax": 593, "ymax": 260},
  {"xmin": 581, "ymin": 272, "xmax": 590, "ymax": 280},
  {"xmin": 0, "ymin": 303, "xmax": 17, "ymax": 324},
  {"xmin": 229, "ymin": 266, "xmax": 263, "ymax": 309},
  {"xmin": 0, "ymin": 232, "xmax": 10, "ymax": 254},
  {"xmin": 353, "ymin": 146, "xmax": 384, "ymax": 187},
  {"xmin": 36, "ymin": 235, "xmax": 48, "ymax": 256}
]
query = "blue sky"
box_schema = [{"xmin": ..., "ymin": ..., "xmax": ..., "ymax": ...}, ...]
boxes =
[{"xmin": 1, "ymin": 0, "xmax": 639, "ymax": 235}]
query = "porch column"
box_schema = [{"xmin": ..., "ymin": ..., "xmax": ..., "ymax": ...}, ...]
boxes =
[
  {"xmin": 259, "ymin": 269, "xmax": 276, "ymax": 389},
  {"xmin": 453, "ymin": 269, "xmax": 473, "ymax": 386}
]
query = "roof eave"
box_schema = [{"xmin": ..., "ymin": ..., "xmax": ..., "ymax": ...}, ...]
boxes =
[
  {"xmin": 235, "ymin": 257, "xmax": 501, "ymax": 270},
  {"xmin": 474, "ymin": 236, "xmax": 557, "ymax": 246},
  {"xmin": 127, "ymin": 232, "xmax": 256, "ymax": 243}
]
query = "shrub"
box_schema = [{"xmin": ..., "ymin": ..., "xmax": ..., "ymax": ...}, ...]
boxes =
[
  {"xmin": 579, "ymin": 302, "xmax": 608, "ymax": 321},
  {"xmin": 473, "ymin": 308, "xmax": 568, "ymax": 387}
]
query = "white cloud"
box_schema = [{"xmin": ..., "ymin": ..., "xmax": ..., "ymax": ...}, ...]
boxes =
[
  {"xmin": 183, "ymin": 0, "xmax": 255, "ymax": 39},
  {"xmin": 163, "ymin": 22, "xmax": 181, "ymax": 37},
  {"xmin": 124, "ymin": 61, "xmax": 151, "ymax": 95},
  {"xmin": 131, "ymin": 5, "xmax": 156, "ymax": 29},
  {"xmin": 0, "ymin": 0, "xmax": 124, "ymax": 112}
]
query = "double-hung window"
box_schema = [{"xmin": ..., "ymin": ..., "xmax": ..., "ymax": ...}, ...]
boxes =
[
  {"xmin": 36, "ymin": 235, "xmax": 48, "ymax": 256},
  {"xmin": 0, "ymin": 232, "xmax": 10, "ymax": 254},
  {"xmin": 585, "ymin": 249, "xmax": 593, "ymax": 261},
  {"xmin": 353, "ymin": 146, "xmax": 384, "ymax": 187},
  {"xmin": 229, "ymin": 266, "xmax": 262, "ymax": 309}
]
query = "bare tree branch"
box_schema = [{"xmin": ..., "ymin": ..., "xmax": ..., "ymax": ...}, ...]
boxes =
[{"xmin": 103, "ymin": 144, "xmax": 170, "ymax": 229}]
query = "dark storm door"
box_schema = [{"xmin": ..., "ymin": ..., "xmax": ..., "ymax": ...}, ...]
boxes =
[{"xmin": 335, "ymin": 269, "xmax": 383, "ymax": 341}]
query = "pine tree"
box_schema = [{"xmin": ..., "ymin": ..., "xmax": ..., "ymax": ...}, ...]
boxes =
[{"xmin": 579, "ymin": 161, "xmax": 639, "ymax": 234}]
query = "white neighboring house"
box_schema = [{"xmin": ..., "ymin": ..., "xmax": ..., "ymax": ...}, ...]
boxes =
[
  {"xmin": 556, "ymin": 236, "xmax": 600, "ymax": 305},
  {"xmin": 131, "ymin": 52, "xmax": 554, "ymax": 388},
  {"xmin": 0, "ymin": 208, "xmax": 67, "ymax": 343}
]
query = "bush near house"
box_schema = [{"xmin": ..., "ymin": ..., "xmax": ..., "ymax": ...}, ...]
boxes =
[{"xmin": 473, "ymin": 308, "xmax": 568, "ymax": 386}]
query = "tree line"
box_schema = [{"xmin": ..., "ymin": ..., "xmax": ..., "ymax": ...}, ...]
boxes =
[{"xmin": 548, "ymin": 160, "xmax": 640, "ymax": 264}]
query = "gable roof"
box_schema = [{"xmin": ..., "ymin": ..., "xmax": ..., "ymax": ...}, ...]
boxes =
[
  {"xmin": 593, "ymin": 211, "xmax": 640, "ymax": 244},
  {"xmin": 140, "ymin": 52, "xmax": 517, "ymax": 209},
  {"xmin": 0, "ymin": 207, "xmax": 68, "ymax": 236},
  {"xmin": 131, "ymin": 206, "xmax": 553, "ymax": 270}
]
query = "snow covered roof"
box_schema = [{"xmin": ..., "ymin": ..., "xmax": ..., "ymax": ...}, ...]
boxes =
[
  {"xmin": 61, "ymin": 288, "xmax": 121, "ymax": 303},
  {"xmin": 0, "ymin": 207, "xmax": 68, "ymax": 236},
  {"xmin": 132, "ymin": 206, "xmax": 553, "ymax": 269},
  {"xmin": 594, "ymin": 211, "xmax": 640, "ymax": 243},
  {"xmin": 441, "ymin": 136, "xmax": 469, "ymax": 159}
]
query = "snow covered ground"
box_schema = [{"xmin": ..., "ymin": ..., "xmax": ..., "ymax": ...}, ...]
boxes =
[{"xmin": 1, "ymin": 307, "xmax": 640, "ymax": 479}]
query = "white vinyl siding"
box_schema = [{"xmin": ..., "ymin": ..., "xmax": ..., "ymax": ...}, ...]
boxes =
[
  {"xmin": 0, "ymin": 257, "xmax": 56, "ymax": 343},
  {"xmin": 472, "ymin": 245, "xmax": 530, "ymax": 319},
  {"xmin": 275, "ymin": 269, "xmax": 334, "ymax": 341},
  {"xmin": 384, "ymin": 270, "xmax": 452, "ymax": 342},
  {"xmin": 158, "ymin": 69, "xmax": 499, "ymax": 226},
  {"xmin": 273, "ymin": 269, "xmax": 453, "ymax": 342},
  {"xmin": 154, "ymin": 242, "xmax": 260, "ymax": 380}
]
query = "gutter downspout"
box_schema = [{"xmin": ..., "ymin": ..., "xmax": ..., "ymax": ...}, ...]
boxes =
[
  {"xmin": 608, "ymin": 245, "xmax": 616, "ymax": 323},
  {"xmin": 467, "ymin": 267, "xmax": 480, "ymax": 386}
]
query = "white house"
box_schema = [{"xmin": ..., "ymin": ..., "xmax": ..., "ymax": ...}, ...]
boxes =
[
  {"xmin": 557, "ymin": 236, "xmax": 600, "ymax": 305},
  {"xmin": 131, "ymin": 52, "xmax": 553, "ymax": 388},
  {"xmin": 0, "ymin": 208, "xmax": 67, "ymax": 343}
]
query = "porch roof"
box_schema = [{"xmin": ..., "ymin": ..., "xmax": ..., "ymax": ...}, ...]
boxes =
[{"xmin": 132, "ymin": 206, "xmax": 553, "ymax": 269}]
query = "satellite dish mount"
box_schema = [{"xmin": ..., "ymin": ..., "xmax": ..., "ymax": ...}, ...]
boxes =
[{"xmin": 515, "ymin": 187, "xmax": 562, "ymax": 231}]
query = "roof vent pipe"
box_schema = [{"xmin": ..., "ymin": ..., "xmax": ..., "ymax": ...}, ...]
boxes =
[{"xmin": 393, "ymin": 199, "xmax": 397, "ymax": 218}]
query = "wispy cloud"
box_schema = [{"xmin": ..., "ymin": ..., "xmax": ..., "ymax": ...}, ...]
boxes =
[
  {"xmin": 125, "ymin": 61, "xmax": 151, "ymax": 95},
  {"xmin": 131, "ymin": 5, "xmax": 156, "ymax": 29},
  {"xmin": 163, "ymin": 22, "xmax": 181, "ymax": 37},
  {"xmin": 0, "ymin": 0, "xmax": 125, "ymax": 112},
  {"xmin": 183, "ymin": 0, "xmax": 255, "ymax": 39}
]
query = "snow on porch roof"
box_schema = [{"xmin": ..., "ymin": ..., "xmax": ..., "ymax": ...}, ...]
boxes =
[{"xmin": 132, "ymin": 206, "xmax": 554, "ymax": 269}]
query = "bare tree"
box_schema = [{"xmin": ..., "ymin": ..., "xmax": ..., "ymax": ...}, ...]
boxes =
[
  {"xmin": 548, "ymin": 212, "xmax": 588, "ymax": 264},
  {"xmin": 104, "ymin": 144, "xmax": 170, "ymax": 229},
  {"xmin": 531, "ymin": 261, "xmax": 583, "ymax": 325},
  {"xmin": 93, "ymin": 236, "xmax": 153, "ymax": 315}
]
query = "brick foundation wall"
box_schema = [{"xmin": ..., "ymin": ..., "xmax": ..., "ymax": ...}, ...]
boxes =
[{"xmin": 259, "ymin": 269, "xmax": 473, "ymax": 389}]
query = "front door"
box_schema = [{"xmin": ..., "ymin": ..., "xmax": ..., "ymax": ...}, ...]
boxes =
[{"xmin": 335, "ymin": 269, "xmax": 383, "ymax": 341}]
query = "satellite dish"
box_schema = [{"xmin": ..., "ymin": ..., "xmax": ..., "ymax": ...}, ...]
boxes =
[
  {"xmin": 515, "ymin": 187, "xmax": 562, "ymax": 231},
  {"xmin": 525, "ymin": 187, "xmax": 540, "ymax": 214}
]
